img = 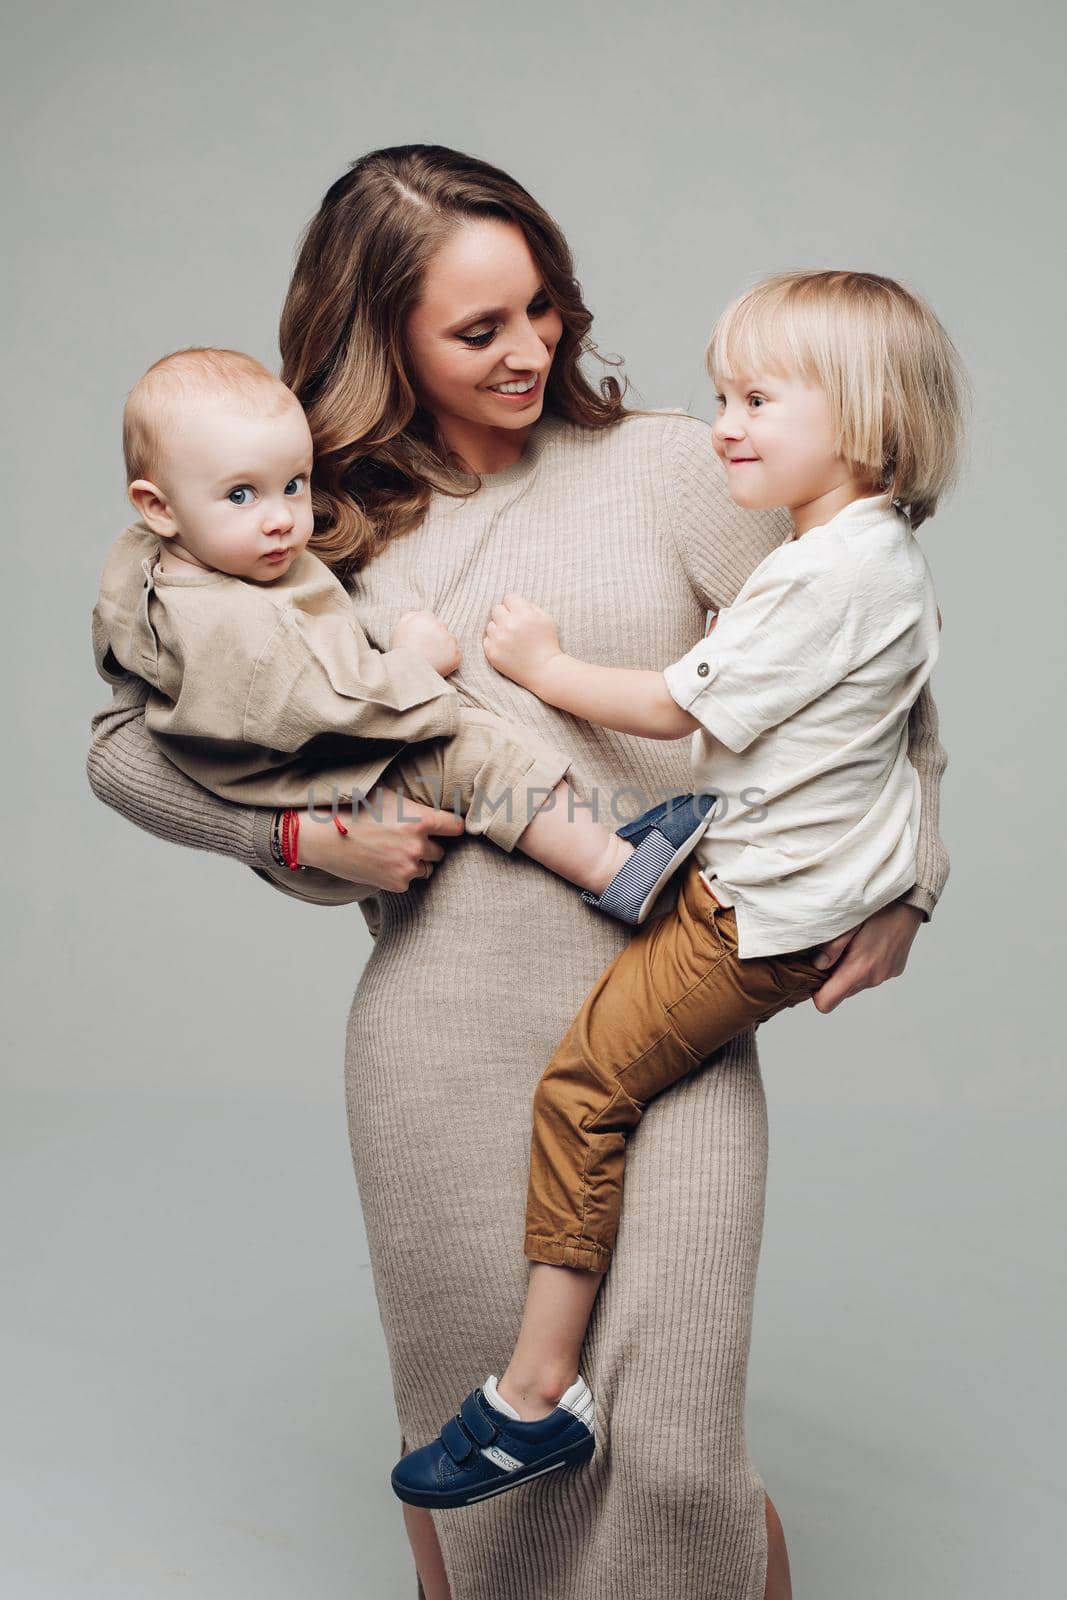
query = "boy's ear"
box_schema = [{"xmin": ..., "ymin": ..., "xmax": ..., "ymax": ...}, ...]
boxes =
[{"xmin": 128, "ymin": 478, "xmax": 178, "ymax": 537}]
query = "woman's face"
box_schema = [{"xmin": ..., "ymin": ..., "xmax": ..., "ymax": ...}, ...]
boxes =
[{"xmin": 405, "ymin": 219, "xmax": 563, "ymax": 464}]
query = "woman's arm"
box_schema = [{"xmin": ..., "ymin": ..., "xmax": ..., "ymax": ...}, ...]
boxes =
[
  {"xmin": 902, "ymin": 679, "xmax": 950, "ymax": 919},
  {"xmin": 88, "ymin": 674, "xmax": 360, "ymax": 905},
  {"xmin": 807, "ymin": 680, "xmax": 950, "ymax": 1012},
  {"xmin": 88, "ymin": 674, "xmax": 465, "ymax": 906}
]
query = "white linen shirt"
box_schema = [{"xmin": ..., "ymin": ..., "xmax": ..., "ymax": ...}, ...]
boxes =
[{"xmin": 662, "ymin": 494, "xmax": 941, "ymax": 958}]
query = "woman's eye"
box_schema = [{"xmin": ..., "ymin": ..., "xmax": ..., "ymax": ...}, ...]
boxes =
[
  {"xmin": 284, "ymin": 476, "xmax": 307, "ymax": 495},
  {"xmin": 529, "ymin": 296, "xmax": 552, "ymax": 318},
  {"xmin": 459, "ymin": 327, "xmax": 496, "ymax": 348},
  {"xmin": 228, "ymin": 486, "xmax": 255, "ymax": 505}
]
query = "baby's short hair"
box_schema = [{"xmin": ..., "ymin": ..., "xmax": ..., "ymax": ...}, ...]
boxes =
[
  {"xmin": 707, "ymin": 271, "xmax": 967, "ymax": 529},
  {"xmin": 123, "ymin": 347, "xmax": 297, "ymax": 485}
]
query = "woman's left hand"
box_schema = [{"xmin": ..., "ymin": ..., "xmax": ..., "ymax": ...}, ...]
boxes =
[
  {"xmin": 483, "ymin": 594, "xmax": 564, "ymax": 691},
  {"xmin": 809, "ymin": 900, "xmax": 924, "ymax": 1014}
]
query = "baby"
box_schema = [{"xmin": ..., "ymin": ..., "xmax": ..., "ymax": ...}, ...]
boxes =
[
  {"xmin": 390, "ymin": 270, "xmax": 964, "ymax": 1510},
  {"xmin": 93, "ymin": 348, "xmax": 712, "ymax": 915}
]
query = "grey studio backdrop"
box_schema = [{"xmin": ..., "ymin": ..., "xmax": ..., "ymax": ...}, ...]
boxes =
[{"xmin": 4, "ymin": 2, "xmax": 1064, "ymax": 1596}]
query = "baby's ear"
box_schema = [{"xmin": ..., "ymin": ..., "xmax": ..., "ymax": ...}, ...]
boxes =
[{"xmin": 127, "ymin": 478, "xmax": 177, "ymax": 536}]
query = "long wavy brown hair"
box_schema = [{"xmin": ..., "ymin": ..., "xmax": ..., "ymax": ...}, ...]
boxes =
[{"xmin": 279, "ymin": 144, "xmax": 630, "ymax": 576}]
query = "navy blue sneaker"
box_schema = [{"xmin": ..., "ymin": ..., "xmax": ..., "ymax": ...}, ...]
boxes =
[
  {"xmin": 390, "ymin": 1375, "xmax": 595, "ymax": 1509},
  {"xmin": 582, "ymin": 792, "xmax": 717, "ymax": 925}
]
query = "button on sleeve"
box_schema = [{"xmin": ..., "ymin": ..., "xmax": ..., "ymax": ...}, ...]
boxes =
[{"xmin": 663, "ymin": 564, "xmax": 851, "ymax": 753}]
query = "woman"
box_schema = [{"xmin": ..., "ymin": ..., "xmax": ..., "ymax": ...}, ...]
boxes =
[{"xmin": 88, "ymin": 146, "xmax": 948, "ymax": 1600}]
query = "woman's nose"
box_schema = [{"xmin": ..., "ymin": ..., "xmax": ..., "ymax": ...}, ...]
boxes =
[{"xmin": 504, "ymin": 324, "xmax": 552, "ymax": 372}]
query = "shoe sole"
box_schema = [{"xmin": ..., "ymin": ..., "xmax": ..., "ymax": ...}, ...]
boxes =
[
  {"xmin": 391, "ymin": 1432, "xmax": 596, "ymax": 1509},
  {"xmin": 631, "ymin": 822, "xmax": 710, "ymax": 923}
]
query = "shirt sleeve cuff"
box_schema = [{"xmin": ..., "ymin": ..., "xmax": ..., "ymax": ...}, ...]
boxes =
[{"xmin": 662, "ymin": 651, "xmax": 757, "ymax": 754}]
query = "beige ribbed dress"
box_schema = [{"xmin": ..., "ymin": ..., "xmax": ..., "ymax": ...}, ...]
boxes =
[{"xmin": 88, "ymin": 412, "xmax": 948, "ymax": 1600}]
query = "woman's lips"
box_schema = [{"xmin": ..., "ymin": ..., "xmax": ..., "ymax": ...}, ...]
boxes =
[{"xmin": 486, "ymin": 374, "xmax": 542, "ymax": 406}]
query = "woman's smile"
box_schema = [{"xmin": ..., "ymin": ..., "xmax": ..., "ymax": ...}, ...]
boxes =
[
  {"xmin": 405, "ymin": 218, "xmax": 563, "ymax": 471},
  {"xmin": 486, "ymin": 374, "xmax": 542, "ymax": 404}
]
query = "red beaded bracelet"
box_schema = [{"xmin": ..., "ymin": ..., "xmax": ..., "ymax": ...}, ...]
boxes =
[
  {"xmin": 279, "ymin": 808, "xmax": 350, "ymax": 870},
  {"xmin": 281, "ymin": 808, "xmax": 299, "ymax": 870}
]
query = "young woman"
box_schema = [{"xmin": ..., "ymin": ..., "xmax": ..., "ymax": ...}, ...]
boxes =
[{"xmin": 88, "ymin": 145, "xmax": 948, "ymax": 1600}]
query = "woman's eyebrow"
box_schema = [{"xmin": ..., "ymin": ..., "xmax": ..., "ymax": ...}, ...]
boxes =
[
  {"xmin": 446, "ymin": 306, "xmax": 506, "ymax": 331},
  {"xmin": 445, "ymin": 287, "xmax": 547, "ymax": 333}
]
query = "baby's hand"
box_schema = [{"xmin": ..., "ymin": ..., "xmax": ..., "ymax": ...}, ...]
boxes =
[
  {"xmin": 391, "ymin": 609, "xmax": 461, "ymax": 677},
  {"xmin": 483, "ymin": 594, "xmax": 564, "ymax": 691}
]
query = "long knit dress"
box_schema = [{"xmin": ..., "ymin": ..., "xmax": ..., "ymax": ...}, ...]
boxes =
[{"xmin": 87, "ymin": 412, "xmax": 948, "ymax": 1600}]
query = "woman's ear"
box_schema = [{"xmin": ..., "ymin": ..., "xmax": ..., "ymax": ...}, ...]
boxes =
[{"xmin": 128, "ymin": 478, "xmax": 178, "ymax": 537}]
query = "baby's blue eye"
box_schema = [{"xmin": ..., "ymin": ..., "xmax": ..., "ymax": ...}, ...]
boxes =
[
  {"xmin": 228, "ymin": 486, "xmax": 254, "ymax": 506},
  {"xmin": 284, "ymin": 476, "xmax": 307, "ymax": 495}
]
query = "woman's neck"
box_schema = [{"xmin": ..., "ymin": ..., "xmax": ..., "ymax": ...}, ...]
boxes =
[{"xmin": 436, "ymin": 416, "xmax": 538, "ymax": 476}]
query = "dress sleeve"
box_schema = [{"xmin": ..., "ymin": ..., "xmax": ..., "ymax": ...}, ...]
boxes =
[
  {"xmin": 901, "ymin": 680, "xmax": 950, "ymax": 920},
  {"xmin": 87, "ymin": 671, "xmax": 365, "ymax": 909}
]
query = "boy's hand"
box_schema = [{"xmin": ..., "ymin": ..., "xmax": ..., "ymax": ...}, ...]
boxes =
[
  {"xmin": 483, "ymin": 594, "xmax": 565, "ymax": 693},
  {"xmin": 391, "ymin": 609, "xmax": 461, "ymax": 677}
]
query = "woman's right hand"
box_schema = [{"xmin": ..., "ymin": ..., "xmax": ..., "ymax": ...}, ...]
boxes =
[{"xmin": 294, "ymin": 787, "xmax": 465, "ymax": 890}]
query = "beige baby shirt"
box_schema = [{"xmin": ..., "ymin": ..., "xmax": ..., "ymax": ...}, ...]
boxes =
[{"xmin": 91, "ymin": 522, "xmax": 461, "ymax": 807}]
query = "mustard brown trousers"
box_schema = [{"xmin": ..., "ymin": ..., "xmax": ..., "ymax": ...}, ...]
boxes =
[{"xmin": 524, "ymin": 859, "xmax": 827, "ymax": 1273}]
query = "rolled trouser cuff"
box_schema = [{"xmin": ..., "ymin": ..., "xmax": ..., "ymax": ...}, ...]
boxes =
[
  {"xmin": 524, "ymin": 1231, "xmax": 612, "ymax": 1273},
  {"xmin": 387, "ymin": 708, "xmax": 573, "ymax": 855}
]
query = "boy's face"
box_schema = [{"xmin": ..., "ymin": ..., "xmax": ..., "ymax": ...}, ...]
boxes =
[
  {"xmin": 135, "ymin": 399, "xmax": 315, "ymax": 582},
  {"xmin": 711, "ymin": 369, "xmax": 855, "ymax": 523}
]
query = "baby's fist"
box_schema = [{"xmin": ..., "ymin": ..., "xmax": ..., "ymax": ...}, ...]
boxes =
[{"xmin": 392, "ymin": 609, "xmax": 461, "ymax": 677}]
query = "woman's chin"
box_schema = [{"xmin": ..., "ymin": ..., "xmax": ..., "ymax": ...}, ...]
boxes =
[{"xmin": 488, "ymin": 398, "xmax": 545, "ymax": 431}]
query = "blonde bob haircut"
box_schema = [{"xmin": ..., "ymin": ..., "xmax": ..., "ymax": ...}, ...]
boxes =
[
  {"xmin": 707, "ymin": 271, "xmax": 967, "ymax": 529},
  {"xmin": 123, "ymin": 348, "xmax": 297, "ymax": 486}
]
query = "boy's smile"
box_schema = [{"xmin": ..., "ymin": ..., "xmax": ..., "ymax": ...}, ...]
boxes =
[{"xmin": 712, "ymin": 369, "xmax": 875, "ymax": 537}]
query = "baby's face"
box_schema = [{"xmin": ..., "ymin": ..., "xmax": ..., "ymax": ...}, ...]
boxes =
[{"xmin": 155, "ymin": 399, "xmax": 315, "ymax": 582}]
